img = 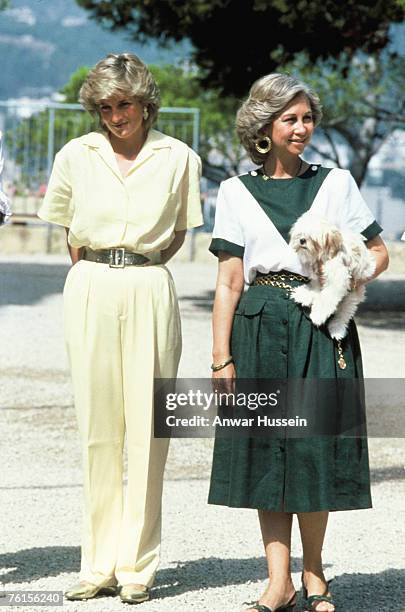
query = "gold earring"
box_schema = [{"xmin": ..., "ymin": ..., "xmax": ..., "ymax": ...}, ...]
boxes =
[
  {"xmin": 255, "ymin": 136, "xmax": 272, "ymax": 154},
  {"xmin": 143, "ymin": 107, "xmax": 149, "ymax": 120}
]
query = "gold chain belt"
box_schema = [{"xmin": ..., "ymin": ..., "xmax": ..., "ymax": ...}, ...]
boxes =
[
  {"xmin": 253, "ymin": 271, "xmax": 309, "ymax": 289},
  {"xmin": 252, "ymin": 271, "xmax": 347, "ymax": 370}
]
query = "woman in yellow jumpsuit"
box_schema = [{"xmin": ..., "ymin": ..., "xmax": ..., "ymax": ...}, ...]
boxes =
[{"xmin": 38, "ymin": 53, "xmax": 202, "ymax": 604}]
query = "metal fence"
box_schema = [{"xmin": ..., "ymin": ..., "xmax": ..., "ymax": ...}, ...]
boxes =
[{"xmin": 0, "ymin": 101, "xmax": 200, "ymax": 216}]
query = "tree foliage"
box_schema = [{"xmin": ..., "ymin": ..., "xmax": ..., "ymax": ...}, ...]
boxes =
[
  {"xmin": 149, "ymin": 65, "xmax": 243, "ymax": 178},
  {"xmin": 75, "ymin": 0, "xmax": 405, "ymax": 95},
  {"xmin": 49, "ymin": 56, "xmax": 405, "ymax": 186},
  {"xmin": 59, "ymin": 66, "xmax": 91, "ymax": 103},
  {"xmin": 287, "ymin": 51, "xmax": 405, "ymax": 185}
]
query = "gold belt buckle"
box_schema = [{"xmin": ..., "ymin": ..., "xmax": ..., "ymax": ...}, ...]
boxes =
[{"xmin": 109, "ymin": 248, "xmax": 125, "ymax": 268}]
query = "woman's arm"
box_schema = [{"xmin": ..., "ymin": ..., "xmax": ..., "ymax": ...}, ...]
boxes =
[
  {"xmin": 159, "ymin": 230, "xmax": 186, "ymax": 264},
  {"xmin": 65, "ymin": 227, "xmax": 84, "ymax": 265},
  {"xmin": 212, "ymin": 252, "xmax": 244, "ymax": 378},
  {"xmin": 365, "ymin": 235, "xmax": 389, "ymax": 281}
]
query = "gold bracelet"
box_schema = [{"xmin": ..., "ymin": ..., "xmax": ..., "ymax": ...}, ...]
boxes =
[{"xmin": 211, "ymin": 356, "xmax": 234, "ymax": 372}]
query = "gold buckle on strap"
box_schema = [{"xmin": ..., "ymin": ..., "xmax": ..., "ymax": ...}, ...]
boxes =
[{"xmin": 109, "ymin": 248, "xmax": 125, "ymax": 268}]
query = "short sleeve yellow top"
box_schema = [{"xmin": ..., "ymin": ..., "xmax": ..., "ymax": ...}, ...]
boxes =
[{"xmin": 38, "ymin": 129, "xmax": 203, "ymax": 253}]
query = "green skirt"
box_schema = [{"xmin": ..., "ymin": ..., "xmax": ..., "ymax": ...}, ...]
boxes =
[{"xmin": 208, "ymin": 283, "xmax": 372, "ymax": 513}]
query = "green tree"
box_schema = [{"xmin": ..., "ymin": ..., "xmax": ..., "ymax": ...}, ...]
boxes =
[
  {"xmin": 59, "ymin": 66, "xmax": 91, "ymax": 103},
  {"xmin": 288, "ymin": 51, "xmax": 405, "ymax": 185},
  {"xmin": 149, "ymin": 65, "xmax": 243, "ymax": 179},
  {"xmin": 75, "ymin": 0, "xmax": 405, "ymax": 96},
  {"xmin": 0, "ymin": 0, "xmax": 9, "ymax": 9}
]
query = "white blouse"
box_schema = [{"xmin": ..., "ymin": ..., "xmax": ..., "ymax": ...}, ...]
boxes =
[{"xmin": 211, "ymin": 168, "xmax": 380, "ymax": 284}]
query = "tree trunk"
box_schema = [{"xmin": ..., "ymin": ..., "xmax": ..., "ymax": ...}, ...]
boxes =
[{"xmin": 348, "ymin": 151, "xmax": 372, "ymax": 187}]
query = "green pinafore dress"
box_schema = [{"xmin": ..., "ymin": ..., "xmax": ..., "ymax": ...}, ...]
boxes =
[{"xmin": 208, "ymin": 165, "xmax": 382, "ymax": 512}]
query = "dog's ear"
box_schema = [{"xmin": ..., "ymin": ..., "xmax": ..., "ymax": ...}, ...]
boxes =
[{"xmin": 324, "ymin": 229, "xmax": 343, "ymax": 258}]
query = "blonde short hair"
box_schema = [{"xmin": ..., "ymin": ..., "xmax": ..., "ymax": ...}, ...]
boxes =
[
  {"xmin": 79, "ymin": 53, "xmax": 160, "ymax": 132},
  {"xmin": 236, "ymin": 73, "xmax": 323, "ymax": 165}
]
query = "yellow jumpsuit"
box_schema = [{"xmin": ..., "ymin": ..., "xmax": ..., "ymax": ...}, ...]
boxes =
[{"xmin": 38, "ymin": 129, "xmax": 202, "ymax": 587}]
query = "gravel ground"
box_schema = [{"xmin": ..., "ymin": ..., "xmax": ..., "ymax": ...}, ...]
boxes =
[{"xmin": 0, "ymin": 255, "xmax": 404, "ymax": 611}]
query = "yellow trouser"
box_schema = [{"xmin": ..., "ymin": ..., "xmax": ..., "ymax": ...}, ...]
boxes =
[{"xmin": 63, "ymin": 260, "xmax": 181, "ymax": 587}]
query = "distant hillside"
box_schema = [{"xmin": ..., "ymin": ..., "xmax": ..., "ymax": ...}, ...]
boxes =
[
  {"xmin": 0, "ymin": 0, "xmax": 190, "ymax": 99},
  {"xmin": 1, "ymin": 1, "xmax": 404, "ymax": 101}
]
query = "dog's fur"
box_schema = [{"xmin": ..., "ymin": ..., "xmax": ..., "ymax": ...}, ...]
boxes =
[{"xmin": 289, "ymin": 212, "xmax": 376, "ymax": 339}]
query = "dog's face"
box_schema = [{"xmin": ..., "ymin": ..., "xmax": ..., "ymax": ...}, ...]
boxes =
[{"xmin": 290, "ymin": 212, "xmax": 343, "ymax": 264}]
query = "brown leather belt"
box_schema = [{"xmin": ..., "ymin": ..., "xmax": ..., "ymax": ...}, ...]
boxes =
[{"xmin": 83, "ymin": 247, "xmax": 150, "ymax": 268}]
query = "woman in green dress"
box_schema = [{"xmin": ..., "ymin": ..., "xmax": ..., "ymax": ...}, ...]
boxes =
[{"xmin": 208, "ymin": 74, "xmax": 389, "ymax": 612}]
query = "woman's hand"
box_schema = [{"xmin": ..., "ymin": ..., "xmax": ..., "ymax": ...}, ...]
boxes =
[
  {"xmin": 212, "ymin": 361, "xmax": 236, "ymax": 395},
  {"xmin": 159, "ymin": 230, "xmax": 186, "ymax": 264},
  {"xmin": 65, "ymin": 228, "xmax": 83, "ymax": 265},
  {"xmin": 364, "ymin": 235, "xmax": 389, "ymax": 281}
]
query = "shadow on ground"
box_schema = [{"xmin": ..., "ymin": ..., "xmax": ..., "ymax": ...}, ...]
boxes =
[
  {"xmin": 153, "ymin": 555, "xmax": 304, "ymax": 599},
  {"xmin": 0, "ymin": 547, "xmax": 80, "ymax": 584},
  {"xmin": 0, "ymin": 548, "xmax": 299, "ymax": 592},
  {"xmin": 0, "ymin": 263, "xmax": 69, "ymax": 307},
  {"xmin": 357, "ymin": 311, "xmax": 405, "ymax": 331},
  {"xmin": 371, "ymin": 465, "xmax": 405, "ymax": 484},
  {"xmin": 361, "ymin": 279, "xmax": 405, "ymax": 313},
  {"xmin": 1, "ymin": 547, "xmax": 403, "ymax": 610},
  {"xmin": 180, "ymin": 290, "xmax": 214, "ymax": 312},
  {"xmin": 318, "ymin": 569, "xmax": 405, "ymax": 612}
]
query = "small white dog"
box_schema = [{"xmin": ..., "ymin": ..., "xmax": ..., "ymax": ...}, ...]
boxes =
[{"xmin": 289, "ymin": 211, "xmax": 376, "ymax": 340}]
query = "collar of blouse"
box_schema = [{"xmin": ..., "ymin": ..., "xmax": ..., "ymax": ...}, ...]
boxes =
[{"xmin": 80, "ymin": 129, "xmax": 173, "ymax": 182}]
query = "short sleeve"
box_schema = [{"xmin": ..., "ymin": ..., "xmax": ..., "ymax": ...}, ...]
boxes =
[
  {"xmin": 340, "ymin": 171, "xmax": 382, "ymax": 241},
  {"xmin": 209, "ymin": 180, "xmax": 245, "ymax": 258},
  {"xmin": 37, "ymin": 145, "xmax": 73, "ymax": 227},
  {"xmin": 174, "ymin": 149, "xmax": 203, "ymax": 231}
]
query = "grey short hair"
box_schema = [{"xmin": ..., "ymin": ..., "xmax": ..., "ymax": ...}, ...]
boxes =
[
  {"xmin": 236, "ymin": 73, "xmax": 323, "ymax": 165},
  {"xmin": 79, "ymin": 53, "xmax": 160, "ymax": 132}
]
